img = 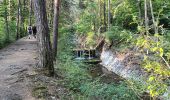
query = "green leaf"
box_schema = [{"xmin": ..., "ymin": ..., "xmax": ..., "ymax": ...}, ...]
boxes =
[
  {"xmin": 149, "ymin": 76, "xmax": 155, "ymax": 82},
  {"xmin": 159, "ymin": 48, "xmax": 164, "ymax": 57}
]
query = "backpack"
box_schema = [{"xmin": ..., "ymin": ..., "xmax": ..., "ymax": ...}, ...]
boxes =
[{"xmin": 28, "ymin": 26, "xmax": 32, "ymax": 33}]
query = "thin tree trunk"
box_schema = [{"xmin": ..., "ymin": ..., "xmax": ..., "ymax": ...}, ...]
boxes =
[
  {"xmin": 19, "ymin": 0, "xmax": 23, "ymax": 37},
  {"xmin": 52, "ymin": 0, "xmax": 60, "ymax": 58},
  {"xmin": 97, "ymin": 0, "xmax": 101, "ymax": 33},
  {"xmin": 23, "ymin": 0, "xmax": 26, "ymax": 35},
  {"xmin": 16, "ymin": 0, "xmax": 20, "ymax": 40},
  {"xmin": 50, "ymin": 0, "xmax": 54, "ymax": 29},
  {"xmin": 8, "ymin": 0, "xmax": 11, "ymax": 20},
  {"xmin": 108, "ymin": 0, "xmax": 110, "ymax": 31},
  {"xmin": 103, "ymin": 0, "xmax": 106, "ymax": 31},
  {"xmin": 33, "ymin": 0, "xmax": 54, "ymax": 76},
  {"xmin": 149, "ymin": 0, "xmax": 157, "ymax": 34},
  {"xmin": 5, "ymin": 10, "xmax": 9, "ymax": 41},
  {"xmin": 137, "ymin": 0, "xmax": 142, "ymax": 26},
  {"xmin": 29, "ymin": 0, "xmax": 32, "ymax": 26},
  {"xmin": 4, "ymin": 0, "xmax": 9, "ymax": 41},
  {"xmin": 144, "ymin": 0, "xmax": 149, "ymax": 35},
  {"xmin": 98, "ymin": 0, "xmax": 101, "ymax": 25}
]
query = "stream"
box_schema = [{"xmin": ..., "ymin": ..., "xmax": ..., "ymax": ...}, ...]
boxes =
[
  {"xmin": 86, "ymin": 63, "xmax": 152, "ymax": 100},
  {"xmin": 74, "ymin": 50, "xmax": 153, "ymax": 100},
  {"xmin": 88, "ymin": 64, "xmax": 124, "ymax": 84}
]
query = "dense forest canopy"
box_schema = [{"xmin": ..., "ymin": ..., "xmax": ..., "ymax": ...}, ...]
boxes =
[{"xmin": 0, "ymin": 0, "xmax": 170, "ymax": 99}]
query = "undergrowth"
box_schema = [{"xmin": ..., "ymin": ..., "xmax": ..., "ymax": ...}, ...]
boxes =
[
  {"xmin": 104, "ymin": 26, "xmax": 135, "ymax": 51},
  {"xmin": 55, "ymin": 27, "xmax": 139, "ymax": 100},
  {"xmin": 0, "ymin": 18, "xmax": 17, "ymax": 48}
]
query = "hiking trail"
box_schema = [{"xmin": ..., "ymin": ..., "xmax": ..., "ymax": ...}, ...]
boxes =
[{"xmin": 0, "ymin": 37, "xmax": 37, "ymax": 100}]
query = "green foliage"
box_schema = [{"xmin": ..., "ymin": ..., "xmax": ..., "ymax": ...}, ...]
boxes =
[
  {"xmin": 86, "ymin": 32, "xmax": 96, "ymax": 47},
  {"xmin": 80, "ymin": 81, "xmax": 138, "ymax": 100},
  {"xmin": 143, "ymin": 60, "xmax": 170, "ymax": 97},
  {"xmin": 111, "ymin": 0, "xmax": 138, "ymax": 28},
  {"xmin": 0, "ymin": 18, "xmax": 16, "ymax": 48},
  {"xmin": 105, "ymin": 26, "xmax": 133, "ymax": 47},
  {"xmin": 56, "ymin": 27, "xmax": 139, "ymax": 100},
  {"xmin": 135, "ymin": 33, "xmax": 170, "ymax": 98},
  {"xmin": 59, "ymin": 0, "xmax": 170, "ymax": 99},
  {"xmin": 57, "ymin": 56, "xmax": 139, "ymax": 100},
  {"xmin": 74, "ymin": 0, "xmax": 99, "ymax": 35},
  {"xmin": 0, "ymin": 0, "xmax": 18, "ymax": 48}
]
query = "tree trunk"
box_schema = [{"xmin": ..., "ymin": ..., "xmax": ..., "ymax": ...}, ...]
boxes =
[
  {"xmin": 149, "ymin": 0, "xmax": 157, "ymax": 34},
  {"xmin": 103, "ymin": 0, "xmax": 106, "ymax": 32},
  {"xmin": 137, "ymin": 0, "xmax": 142, "ymax": 26},
  {"xmin": 16, "ymin": 0, "xmax": 20, "ymax": 40},
  {"xmin": 8, "ymin": 0, "xmax": 11, "ymax": 20},
  {"xmin": 29, "ymin": 0, "xmax": 32, "ymax": 26},
  {"xmin": 33, "ymin": 0, "xmax": 54, "ymax": 76},
  {"xmin": 108, "ymin": 0, "xmax": 110, "ymax": 31},
  {"xmin": 49, "ymin": 0, "xmax": 54, "ymax": 29},
  {"xmin": 4, "ymin": 0, "xmax": 9, "ymax": 41},
  {"xmin": 144, "ymin": 0, "xmax": 149, "ymax": 35},
  {"xmin": 52, "ymin": 0, "xmax": 60, "ymax": 58},
  {"xmin": 23, "ymin": 0, "xmax": 26, "ymax": 35},
  {"xmin": 19, "ymin": 0, "xmax": 23, "ymax": 37}
]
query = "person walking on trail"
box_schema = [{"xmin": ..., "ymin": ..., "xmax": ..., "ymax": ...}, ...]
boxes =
[
  {"xmin": 32, "ymin": 26, "xmax": 37, "ymax": 39},
  {"xmin": 27, "ymin": 25, "xmax": 32, "ymax": 39}
]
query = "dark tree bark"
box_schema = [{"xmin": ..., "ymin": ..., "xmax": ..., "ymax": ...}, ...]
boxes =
[
  {"xmin": 137, "ymin": 0, "xmax": 142, "ymax": 26},
  {"xmin": 4, "ymin": 0, "xmax": 9, "ymax": 41},
  {"xmin": 108, "ymin": 0, "xmax": 110, "ymax": 31},
  {"xmin": 22, "ymin": 0, "xmax": 26, "ymax": 35},
  {"xmin": 98, "ymin": 0, "xmax": 102, "ymax": 26},
  {"xmin": 144, "ymin": 0, "xmax": 149, "ymax": 35},
  {"xmin": 29, "ymin": 0, "xmax": 32, "ymax": 26},
  {"xmin": 149, "ymin": 0, "xmax": 157, "ymax": 34},
  {"xmin": 16, "ymin": 0, "xmax": 20, "ymax": 40},
  {"xmin": 33, "ymin": 0, "xmax": 54, "ymax": 76},
  {"xmin": 19, "ymin": 0, "xmax": 24, "ymax": 37},
  {"xmin": 48, "ymin": 0, "xmax": 54, "ymax": 29},
  {"xmin": 103, "ymin": 0, "xmax": 107, "ymax": 31},
  {"xmin": 52, "ymin": 0, "xmax": 60, "ymax": 58}
]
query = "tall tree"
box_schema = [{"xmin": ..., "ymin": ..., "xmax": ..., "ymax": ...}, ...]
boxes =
[
  {"xmin": 22, "ymin": 0, "xmax": 26, "ymax": 36},
  {"xmin": 144, "ymin": 0, "xmax": 149, "ymax": 35},
  {"xmin": 98, "ymin": 0, "xmax": 101, "ymax": 27},
  {"xmin": 29, "ymin": 0, "xmax": 32, "ymax": 26},
  {"xmin": 149, "ymin": 0, "xmax": 157, "ymax": 34},
  {"xmin": 19, "ymin": 0, "xmax": 23, "ymax": 37},
  {"xmin": 8, "ymin": 0, "xmax": 11, "ymax": 20},
  {"xmin": 4, "ymin": 0, "xmax": 9, "ymax": 41},
  {"xmin": 137, "ymin": 0, "xmax": 142, "ymax": 26},
  {"xmin": 33, "ymin": 0, "xmax": 54, "ymax": 76},
  {"xmin": 103, "ymin": 0, "xmax": 106, "ymax": 31},
  {"xmin": 16, "ymin": 0, "xmax": 20, "ymax": 39},
  {"xmin": 108, "ymin": 0, "xmax": 110, "ymax": 31},
  {"xmin": 46, "ymin": 0, "xmax": 54, "ymax": 29},
  {"xmin": 52, "ymin": 0, "xmax": 60, "ymax": 58}
]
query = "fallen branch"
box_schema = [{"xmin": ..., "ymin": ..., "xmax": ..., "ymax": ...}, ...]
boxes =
[{"xmin": 161, "ymin": 56, "xmax": 170, "ymax": 69}]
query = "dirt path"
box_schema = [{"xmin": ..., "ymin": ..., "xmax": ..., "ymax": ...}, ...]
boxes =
[{"xmin": 0, "ymin": 37, "xmax": 38, "ymax": 100}]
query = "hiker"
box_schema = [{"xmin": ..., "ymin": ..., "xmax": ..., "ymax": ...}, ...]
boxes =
[
  {"xmin": 27, "ymin": 25, "xmax": 32, "ymax": 39},
  {"xmin": 32, "ymin": 26, "xmax": 37, "ymax": 39}
]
